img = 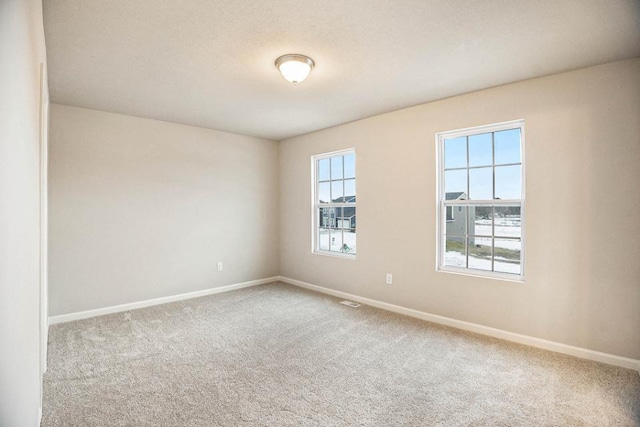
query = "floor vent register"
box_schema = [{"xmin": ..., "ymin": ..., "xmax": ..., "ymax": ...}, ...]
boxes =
[{"xmin": 339, "ymin": 300, "xmax": 361, "ymax": 308}]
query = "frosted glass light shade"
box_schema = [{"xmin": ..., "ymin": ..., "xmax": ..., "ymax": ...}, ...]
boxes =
[{"xmin": 275, "ymin": 54, "xmax": 315, "ymax": 84}]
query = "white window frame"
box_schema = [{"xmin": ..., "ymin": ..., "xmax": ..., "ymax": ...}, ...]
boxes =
[
  {"xmin": 311, "ymin": 148, "xmax": 356, "ymax": 259},
  {"xmin": 436, "ymin": 120, "xmax": 526, "ymax": 282}
]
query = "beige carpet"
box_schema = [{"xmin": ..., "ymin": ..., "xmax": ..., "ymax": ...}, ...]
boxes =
[{"xmin": 42, "ymin": 282, "xmax": 640, "ymax": 426}]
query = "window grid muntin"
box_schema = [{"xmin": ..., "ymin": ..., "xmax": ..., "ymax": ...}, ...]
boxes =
[{"xmin": 444, "ymin": 131, "xmax": 521, "ymax": 201}]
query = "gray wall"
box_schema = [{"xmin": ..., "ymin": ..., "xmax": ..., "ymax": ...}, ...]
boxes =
[
  {"xmin": 0, "ymin": 0, "xmax": 48, "ymax": 425},
  {"xmin": 49, "ymin": 105, "xmax": 279, "ymax": 315},
  {"xmin": 279, "ymin": 58, "xmax": 640, "ymax": 360}
]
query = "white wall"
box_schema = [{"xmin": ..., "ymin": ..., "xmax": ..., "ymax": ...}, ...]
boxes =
[
  {"xmin": 49, "ymin": 105, "xmax": 279, "ymax": 315},
  {"xmin": 0, "ymin": 0, "xmax": 48, "ymax": 425},
  {"xmin": 279, "ymin": 58, "xmax": 640, "ymax": 360}
]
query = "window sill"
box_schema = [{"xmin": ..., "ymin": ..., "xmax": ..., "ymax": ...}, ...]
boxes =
[
  {"xmin": 313, "ymin": 250, "xmax": 356, "ymax": 260},
  {"xmin": 437, "ymin": 266, "xmax": 524, "ymax": 283}
]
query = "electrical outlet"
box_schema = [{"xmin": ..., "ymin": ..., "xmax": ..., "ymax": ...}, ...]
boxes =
[
  {"xmin": 217, "ymin": 262, "xmax": 223, "ymax": 272},
  {"xmin": 386, "ymin": 273, "xmax": 392, "ymax": 285}
]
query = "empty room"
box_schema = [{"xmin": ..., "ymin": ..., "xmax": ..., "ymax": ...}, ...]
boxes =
[{"xmin": 1, "ymin": 0, "xmax": 640, "ymax": 426}]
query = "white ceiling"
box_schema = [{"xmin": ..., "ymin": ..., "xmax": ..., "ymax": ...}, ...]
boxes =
[{"xmin": 43, "ymin": 0, "xmax": 640, "ymax": 141}]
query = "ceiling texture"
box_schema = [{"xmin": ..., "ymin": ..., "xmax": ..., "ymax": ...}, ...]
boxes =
[{"xmin": 43, "ymin": 0, "xmax": 640, "ymax": 141}]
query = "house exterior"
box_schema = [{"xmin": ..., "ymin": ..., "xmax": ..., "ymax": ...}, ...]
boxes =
[{"xmin": 319, "ymin": 196, "xmax": 356, "ymax": 229}]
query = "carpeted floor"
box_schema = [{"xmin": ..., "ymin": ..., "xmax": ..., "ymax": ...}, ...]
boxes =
[{"xmin": 42, "ymin": 282, "xmax": 640, "ymax": 426}]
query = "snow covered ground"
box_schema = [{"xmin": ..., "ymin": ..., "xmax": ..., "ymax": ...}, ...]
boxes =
[
  {"xmin": 446, "ymin": 217, "xmax": 521, "ymax": 274},
  {"xmin": 473, "ymin": 218, "xmax": 520, "ymax": 250},
  {"xmin": 318, "ymin": 229, "xmax": 356, "ymax": 254},
  {"xmin": 445, "ymin": 250, "xmax": 520, "ymax": 274}
]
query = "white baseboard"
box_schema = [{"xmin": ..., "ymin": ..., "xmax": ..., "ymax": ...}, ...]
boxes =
[
  {"xmin": 278, "ymin": 276, "xmax": 640, "ymax": 373},
  {"xmin": 48, "ymin": 277, "xmax": 279, "ymax": 325}
]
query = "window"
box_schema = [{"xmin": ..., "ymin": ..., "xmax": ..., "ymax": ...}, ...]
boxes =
[
  {"xmin": 313, "ymin": 149, "xmax": 356, "ymax": 257},
  {"xmin": 446, "ymin": 206, "xmax": 454, "ymax": 222},
  {"xmin": 437, "ymin": 120, "xmax": 524, "ymax": 279}
]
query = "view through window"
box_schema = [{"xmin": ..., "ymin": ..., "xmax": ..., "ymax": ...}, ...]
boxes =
[
  {"xmin": 437, "ymin": 121, "xmax": 524, "ymax": 279},
  {"xmin": 313, "ymin": 149, "xmax": 356, "ymax": 256}
]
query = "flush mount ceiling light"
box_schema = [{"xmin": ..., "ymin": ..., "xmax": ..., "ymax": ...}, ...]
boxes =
[{"xmin": 275, "ymin": 54, "xmax": 315, "ymax": 84}]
